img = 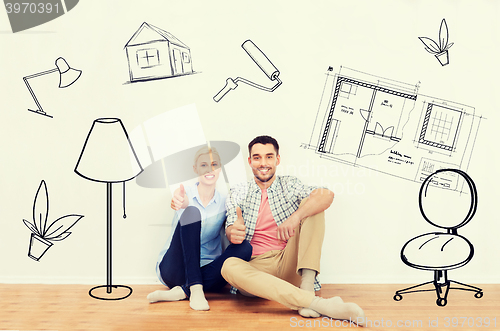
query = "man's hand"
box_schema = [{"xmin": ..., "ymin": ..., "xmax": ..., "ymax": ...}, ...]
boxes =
[
  {"xmin": 228, "ymin": 207, "xmax": 246, "ymax": 244},
  {"xmin": 171, "ymin": 184, "xmax": 188, "ymax": 210},
  {"xmin": 277, "ymin": 214, "xmax": 300, "ymax": 242}
]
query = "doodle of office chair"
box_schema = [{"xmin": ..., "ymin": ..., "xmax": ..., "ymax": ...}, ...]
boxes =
[{"xmin": 393, "ymin": 168, "xmax": 483, "ymax": 307}]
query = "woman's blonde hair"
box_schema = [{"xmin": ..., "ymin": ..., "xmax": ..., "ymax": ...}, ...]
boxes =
[{"xmin": 193, "ymin": 145, "xmax": 221, "ymax": 166}]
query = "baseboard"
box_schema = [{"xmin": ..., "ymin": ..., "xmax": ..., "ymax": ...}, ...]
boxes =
[
  {"xmin": 319, "ymin": 275, "xmax": 500, "ymax": 284},
  {"xmin": 0, "ymin": 276, "xmax": 162, "ymax": 285},
  {"xmin": 1, "ymin": 275, "xmax": 498, "ymax": 285}
]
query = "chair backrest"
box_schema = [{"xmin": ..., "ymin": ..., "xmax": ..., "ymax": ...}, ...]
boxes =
[{"xmin": 419, "ymin": 169, "xmax": 477, "ymax": 232}]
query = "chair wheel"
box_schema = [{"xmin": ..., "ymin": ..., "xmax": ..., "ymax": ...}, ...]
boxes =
[
  {"xmin": 436, "ymin": 298, "xmax": 447, "ymax": 307},
  {"xmin": 475, "ymin": 291, "xmax": 483, "ymax": 299},
  {"xmin": 393, "ymin": 294, "xmax": 403, "ymax": 301}
]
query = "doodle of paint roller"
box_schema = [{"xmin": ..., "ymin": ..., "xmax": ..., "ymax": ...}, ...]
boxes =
[{"xmin": 213, "ymin": 40, "xmax": 282, "ymax": 102}]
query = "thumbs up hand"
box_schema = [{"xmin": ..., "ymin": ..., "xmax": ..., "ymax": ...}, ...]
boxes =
[
  {"xmin": 229, "ymin": 207, "xmax": 246, "ymax": 244},
  {"xmin": 171, "ymin": 184, "xmax": 188, "ymax": 210}
]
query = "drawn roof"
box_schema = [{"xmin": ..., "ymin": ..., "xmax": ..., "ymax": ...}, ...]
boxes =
[{"xmin": 124, "ymin": 22, "xmax": 189, "ymax": 49}]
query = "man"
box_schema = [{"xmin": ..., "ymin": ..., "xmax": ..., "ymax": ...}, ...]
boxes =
[{"xmin": 221, "ymin": 135, "xmax": 365, "ymax": 325}]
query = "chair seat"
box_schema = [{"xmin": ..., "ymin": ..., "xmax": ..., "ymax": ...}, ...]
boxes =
[{"xmin": 401, "ymin": 232, "xmax": 473, "ymax": 271}]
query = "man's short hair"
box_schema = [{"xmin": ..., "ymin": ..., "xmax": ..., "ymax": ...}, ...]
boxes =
[{"xmin": 248, "ymin": 135, "xmax": 279, "ymax": 155}]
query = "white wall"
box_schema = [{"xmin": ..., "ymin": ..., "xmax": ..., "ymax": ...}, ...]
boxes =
[{"xmin": 1, "ymin": 0, "xmax": 499, "ymax": 286}]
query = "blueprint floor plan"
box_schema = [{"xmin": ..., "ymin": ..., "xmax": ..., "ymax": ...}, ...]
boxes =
[{"xmin": 303, "ymin": 67, "xmax": 483, "ymax": 185}]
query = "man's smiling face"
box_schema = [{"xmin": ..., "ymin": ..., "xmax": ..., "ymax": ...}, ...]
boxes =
[{"xmin": 248, "ymin": 143, "xmax": 280, "ymax": 187}]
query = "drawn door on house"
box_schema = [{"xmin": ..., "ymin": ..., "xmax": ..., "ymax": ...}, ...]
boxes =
[{"xmin": 172, "ymin": 49, "xmax": 184, "ymax": 75}]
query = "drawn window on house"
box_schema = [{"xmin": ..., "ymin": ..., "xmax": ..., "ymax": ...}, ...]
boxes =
[
  {"xmin": 182, "ymin": 52, "xmax": 190, "ymax": 63},
  {"xmin": 136, "ymin": 48, "xmax": 160, "ymax": 68}
]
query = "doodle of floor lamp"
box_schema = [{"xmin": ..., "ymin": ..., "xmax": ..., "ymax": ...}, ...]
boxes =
[{"xmin": 75, "ymin": 118, "xmax": 143, "ymax": 300}]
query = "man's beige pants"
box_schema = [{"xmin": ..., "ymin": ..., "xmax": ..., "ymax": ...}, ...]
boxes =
[{"xmin": 221, "ymin": 208, "xmax": 325, "ymax": 310}]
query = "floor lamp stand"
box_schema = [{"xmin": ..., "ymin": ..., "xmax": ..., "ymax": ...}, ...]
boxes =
[{"xmin": 89, "ymin": 183, "xmax": 133, "ymax": 300}]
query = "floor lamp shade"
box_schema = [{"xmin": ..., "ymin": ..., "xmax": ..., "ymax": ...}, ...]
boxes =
[{"xmin": 75, "ymin": 118, "xmax": 143, "ymax": 183}]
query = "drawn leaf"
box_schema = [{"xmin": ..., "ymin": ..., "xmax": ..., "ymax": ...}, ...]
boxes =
[
  {"xmin": 423, "ymin": 47, "xmax": 435, "ymax": 54},
  {"xmin": 46, "ymin": 231, "xmax": 72, "ymax": 241},
  {"xmin": 418, "ymin": 37, "xmax": 441, "ymax": 53},
  {"xmin": 443, "ymin": 42, "xmax": 454, "ymax": 51},
  {"xmin": 33, "ymin": 180, "xmax": 49, "ymax": 236},
  {"xmin": 44, "ymin": 214, "xmax": 83, "ymax": 240},
  {"xmin": 439, "ymin": 19, "xmax": 449, "ymax": 51},
  {"xmin": 23, "ymin": 219, "xmax": 40, "ymax": 236}
]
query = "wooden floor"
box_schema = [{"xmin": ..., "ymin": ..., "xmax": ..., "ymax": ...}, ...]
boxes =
[{"xmin": 0, "ymin": 283, "xmax": 498, "ymax": 330}]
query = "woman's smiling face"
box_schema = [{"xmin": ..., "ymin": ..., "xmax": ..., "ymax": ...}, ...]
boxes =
[{"xmin": 193, "ymin": 152, "xmax": 221, "ymax": 186}]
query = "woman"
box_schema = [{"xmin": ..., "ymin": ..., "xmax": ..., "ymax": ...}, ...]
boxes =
[{"xmin": 147, "ymin": 146, "xmax": 252, "ymax": 310}]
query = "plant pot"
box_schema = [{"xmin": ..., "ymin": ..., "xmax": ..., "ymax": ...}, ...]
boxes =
[
  {"xmin": 28, "ymin": 233, "xmax": 53, "ymax": 261},
  {"xmin": 435, "ymin": 50, "xmax": 449, "ymax": 66}
]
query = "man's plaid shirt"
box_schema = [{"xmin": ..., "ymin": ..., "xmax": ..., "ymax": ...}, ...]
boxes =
[{"xmin": 225, "ymin": 175, "xmax": 322, "ymax": 293}]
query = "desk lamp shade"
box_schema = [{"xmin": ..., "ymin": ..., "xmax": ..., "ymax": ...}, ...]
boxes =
[
  {"xmin": 56, "ymin": 57, "xmax": 82, "ymax": 88},
  {"xmin": 75, "ymin": 118, "xmax": 143, "ymax": 182}
]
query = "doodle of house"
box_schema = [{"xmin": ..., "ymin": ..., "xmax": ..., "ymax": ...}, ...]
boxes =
[{"xmin": 124, "ymin": 22, "xmax": 193, "ymax": 82}]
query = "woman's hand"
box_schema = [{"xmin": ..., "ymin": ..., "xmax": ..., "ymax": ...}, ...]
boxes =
[{"xmin": 171, "ymin": 184, "xmax": 189, "ymax": 210}]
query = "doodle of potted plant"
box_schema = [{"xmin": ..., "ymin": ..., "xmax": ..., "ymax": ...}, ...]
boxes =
[
  {"xmin": 418, "ymin": 18, "xmax": 454, "ymax": 66},
  {"xmin": 22, "ymin": 180, "xmax": 84, "ymax": 261}
]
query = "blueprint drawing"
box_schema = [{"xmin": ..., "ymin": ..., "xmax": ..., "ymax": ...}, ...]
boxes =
[{"xmin": 303, "ymin": 67, "xmax": 482, "ymax": 183}]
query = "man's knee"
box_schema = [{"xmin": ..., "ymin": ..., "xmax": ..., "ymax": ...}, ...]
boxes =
[
  {"xmin": 300, "ymin": 211, "xmax": 325, "ymax": 227},
  {"xmin": 221, "ymin": 257, "xmax": 241, "ymax": 279}
]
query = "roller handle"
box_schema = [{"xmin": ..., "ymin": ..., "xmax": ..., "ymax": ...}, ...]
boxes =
[{"xmin": 213, "ymin": 78, "xmax": 238, "ymax": 102}]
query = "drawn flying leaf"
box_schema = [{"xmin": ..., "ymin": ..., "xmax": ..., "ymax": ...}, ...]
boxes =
[
  {"xmin": 33, "ymin": 180, "xmax": 49, "ymax": 236},
  {"xmin": 443, "ymin": 42, "xmax": 454, "ymax": 51},
  {"xmin": 44, "ymin": 214, "xmax": 84, "ymax": 240},
  {"xmin": 438, "ymin": 19, "xmax": 449, "ymax": 51},
  {"xmin": 47, "ymin": 232, "xmax": 72, "ymax": 241},
  {"xmin": 418, "ymin": 37, "xmax": 441, "ymax": 54},
  {"xmin": 23, "ymin": 219, "xmax": 40, "ymax": 236}
]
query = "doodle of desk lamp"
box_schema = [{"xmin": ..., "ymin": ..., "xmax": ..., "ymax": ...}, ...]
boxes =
[
  {"xmin": 213, "ymin": 40, "xmax": 282, "ymax": 102},
  {"xmin": 75, "ymin": 118, "xmax": 143, "ymax": 300},
  {"xmin": 23, "ymin": 57, "xmax": 82, "ymax": 118}
]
